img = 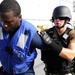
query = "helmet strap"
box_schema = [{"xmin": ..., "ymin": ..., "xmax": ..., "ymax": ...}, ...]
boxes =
[
  {"xmin": 55, "ymin": 20, "xmax": 66, "ymax": 29},
  {"xmin": 55, "ymin": 24, "xmax": 65, "ymax": 29}
]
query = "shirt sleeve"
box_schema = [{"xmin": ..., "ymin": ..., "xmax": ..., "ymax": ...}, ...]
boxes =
[
  {"xmin": 30, "ymin": 32, "xmax": 48, "ymax": 49},
  {"xmin": 69, "ymin": 30, "xmax": 75, "ymax": 43}
]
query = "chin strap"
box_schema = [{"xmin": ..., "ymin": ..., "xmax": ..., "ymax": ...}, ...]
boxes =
[
  {"xmin": 56, "ymin": 24, "xmax": 65, "ymax": 29},
  {"xmin": 55, "ymin": 21, "xmax": 70, "ymax": 29}
]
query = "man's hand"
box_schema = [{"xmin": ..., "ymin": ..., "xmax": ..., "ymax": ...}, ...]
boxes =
[
  {"xmin": 39, "ymin": 31, "xmax": 62, "ymax": 55},
  {"xmin": 40, "ymin": 31, "xmax": 52, "ymax": 45}
]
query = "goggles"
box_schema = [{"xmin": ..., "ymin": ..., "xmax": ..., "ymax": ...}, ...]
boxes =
[{"xmin": 54, "ymin": 17, "xmax": 66, "ymax": 20}]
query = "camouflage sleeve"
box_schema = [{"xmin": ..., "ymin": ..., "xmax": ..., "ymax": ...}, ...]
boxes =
[{"xmin": 69, "ymin": 30, "xmax": 75, "ymax": 43}]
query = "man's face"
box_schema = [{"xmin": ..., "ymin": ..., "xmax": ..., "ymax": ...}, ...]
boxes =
[
  {"xmin": 1, "ymin": 11, "xmax": 21, "ymax": 32},
  {"xmin": 54, "ymin": 17, "xmax": 65, "ymax": 27}
]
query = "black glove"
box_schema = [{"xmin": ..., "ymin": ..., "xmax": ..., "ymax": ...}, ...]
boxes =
[
  {"xmin": 40, "ymin": 31, "xmax": 52, "ymax": 45},
  {"xmin": 40, "ymin": 31, "xmax": 62, "ymax": 55},
  {"xmin": 5, "ymin": 46, "xmax": 13, "ymax": 55}
]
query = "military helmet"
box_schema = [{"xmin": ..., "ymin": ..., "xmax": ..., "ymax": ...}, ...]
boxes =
[{"xmin": 52, "ymin": 6, "xmax": 72, "ymax": 20}]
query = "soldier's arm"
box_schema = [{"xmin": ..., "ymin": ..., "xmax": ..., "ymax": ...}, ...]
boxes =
[
  {"xmin": 59, "ymin": 30, "xmax": 75, "ymax": 61},
  {"xmin": 40, "ymin": 30, "xmax": 75, "ymax": 61}
]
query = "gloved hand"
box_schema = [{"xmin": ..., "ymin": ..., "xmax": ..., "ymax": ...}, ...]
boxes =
[
  {"xmin": 5, "ymin": 46, "xmax": 13, "ymax": 55},
  {"xmin": 40, "ymin": 31, "xmax": 52, "ymax": 45},
  {"xmin": 39, "ymin": 31, "xmax": 62, "ymax": 55}
]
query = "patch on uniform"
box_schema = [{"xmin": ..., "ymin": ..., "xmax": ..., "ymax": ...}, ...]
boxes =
[
  {"xmin": 0, "ymin": 27, "xmax": 3, "ymax": 40},
  {"xmin": 62, "ymin": 33, "xmax": 69, "ymax": 40},
  {"xmin": 17, "ymin": 34, "xmax": 28, "ymax": 49}
]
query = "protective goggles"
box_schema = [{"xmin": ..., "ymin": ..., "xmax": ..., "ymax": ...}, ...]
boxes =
[{"xmin": 54, "ymin": 17, "xmax": 66, "ymax": 20}]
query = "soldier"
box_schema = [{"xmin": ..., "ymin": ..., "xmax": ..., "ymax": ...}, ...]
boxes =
[{"xmin": 40, "ymin": 6, "xmax": 75, "ymax": 75}]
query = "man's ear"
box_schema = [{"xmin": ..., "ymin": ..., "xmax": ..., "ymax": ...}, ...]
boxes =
[
  {"xmin": 66, "ymin": 18, "xmax": 70, "ymax": 22},
  {"xmin": 18, "ymin": 14, "xmax": 22, "ymax": 21}
]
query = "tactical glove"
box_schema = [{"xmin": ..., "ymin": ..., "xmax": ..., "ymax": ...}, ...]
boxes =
[
  {"xmin": 40, "ymin": 31, "xmax": 52, "ymax": 45},
  {"xmin": 40, "ymin": 31, "xmax": 62, "ymax": 55},
  {"xmin": 5, "ymin": 46, "xmax": 13, "ymax": 55}
]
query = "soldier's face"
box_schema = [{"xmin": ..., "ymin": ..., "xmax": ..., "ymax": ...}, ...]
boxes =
[{"xmin": 54, "ymin": 17, "xmax": 65, "ymax": 28}]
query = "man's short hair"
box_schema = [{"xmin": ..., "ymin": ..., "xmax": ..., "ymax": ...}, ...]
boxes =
[{"xmin": 0, "ymin": 0, "xmax": 21, "ymax": 16}]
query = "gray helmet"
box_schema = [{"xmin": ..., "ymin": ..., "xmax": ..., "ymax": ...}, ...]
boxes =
[{"xmin": 52, "ymin": 6, "xmax": 72, "ymax": 20}]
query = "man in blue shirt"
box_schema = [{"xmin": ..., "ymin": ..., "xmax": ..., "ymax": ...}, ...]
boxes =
[{"xmin": 0, "ymin": 0, "xmax": 47, "ymax": 75}]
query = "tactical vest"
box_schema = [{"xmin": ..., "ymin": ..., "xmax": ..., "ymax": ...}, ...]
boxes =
[{"xmin": 41, "ymin": 26, "xmax": 74, "ymax": 73}]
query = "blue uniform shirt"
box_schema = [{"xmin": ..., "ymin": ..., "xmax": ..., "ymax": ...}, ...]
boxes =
[{"xmin": 30, "ymin": 32, "xmax": 47, "ymax": 50}]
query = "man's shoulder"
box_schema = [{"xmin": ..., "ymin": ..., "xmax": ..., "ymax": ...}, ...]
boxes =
[
  {"xmin": 69, "ymin": 29, "xmax": 75, "ymax": 43},
  {"xmin": 45, "ymin": 26, "xmax": 54, "ymax": 34},
  {"xmin": 69, "ymin": 29, "xmax": 75, "ymax": 35}
]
